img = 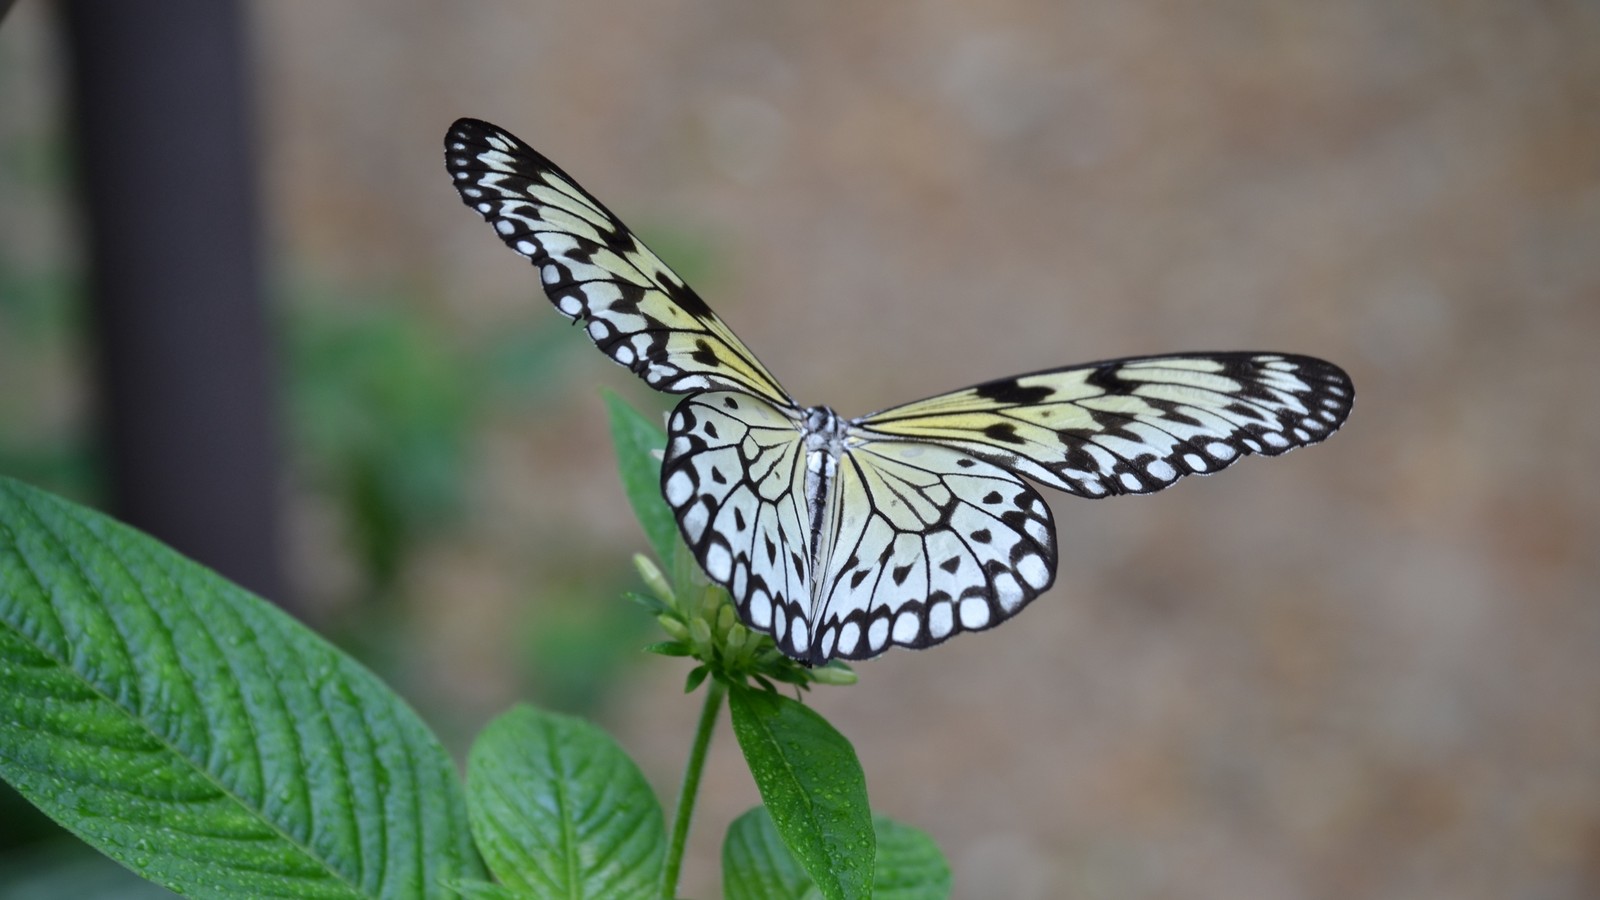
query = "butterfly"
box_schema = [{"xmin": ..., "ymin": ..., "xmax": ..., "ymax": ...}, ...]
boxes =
[{"xmin": 445, "ymin": 118, "xmax": 1354, "ymax": 665}]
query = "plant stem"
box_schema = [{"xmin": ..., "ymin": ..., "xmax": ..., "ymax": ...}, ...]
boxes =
[{"xmin": 659, "ymin": 676, "xmax": 727, "ymax": 899}]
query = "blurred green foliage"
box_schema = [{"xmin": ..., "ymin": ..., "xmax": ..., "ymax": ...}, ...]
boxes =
[
  {"xmin": 286, "ymin": 289, "xmax": 486, "ymax": 600},
  {"xmin": 516, "ymin": 573, "xmax": 659, "ymax": 715}
]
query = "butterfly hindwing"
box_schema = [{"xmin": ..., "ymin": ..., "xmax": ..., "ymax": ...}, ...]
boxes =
[
  {"xmin": 445, "ymin": 118, "xmax": 793, "ymax": 406},
  {"xmin": 809, "ymin": 441, "xmax": 1056, "ymax": 662},
  {"xmin": 661, "ymin": 392, "xmax": 816, "ymax": 659},
  {"xmin": 855, "ymin": 352, "xmax": 1352, "ymax": 499}
]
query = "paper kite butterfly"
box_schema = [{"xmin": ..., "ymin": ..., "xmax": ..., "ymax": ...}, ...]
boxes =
[{"xmin": 444, "ymin": 118, "xmax": 1353, "ymax": 665}]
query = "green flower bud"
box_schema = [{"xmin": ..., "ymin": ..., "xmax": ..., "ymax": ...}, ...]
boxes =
[
  {"xmin": 657, "ymin": 615, "xmax": 690, "ymax": 641},
  {"xmin": 634, "ymin": 553, "xmax": 674, "ymax": 605},
  {"xmin": 808, "ymin": 664, "xmax": 859, "ymax": 686}
]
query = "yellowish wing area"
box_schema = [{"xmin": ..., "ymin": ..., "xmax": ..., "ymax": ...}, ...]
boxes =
[
  {"xmin": 446, "ymin": 118, "xmax": 792, "ymax": 407},
  {"xmin": 855, "ymin": 353, "xmax": 1353, "ymax": 498}
]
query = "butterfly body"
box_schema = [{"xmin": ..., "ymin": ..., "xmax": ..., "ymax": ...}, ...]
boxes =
[{"xmin": 446, "ymin": 117, "xmax": 1354, "ymax": 664}]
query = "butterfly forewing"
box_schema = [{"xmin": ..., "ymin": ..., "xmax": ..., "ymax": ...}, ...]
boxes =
[
  {"xmin": 445, "ymin": 118, "xmax": 793, "ymax": 407},
  {"xmin": 855, "ymin": 352, "xmax": 1352, "ymax": 499}
]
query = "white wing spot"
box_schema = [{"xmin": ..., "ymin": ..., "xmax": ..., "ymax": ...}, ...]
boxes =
[
  {"xmin": 665, "ymin": 471, "xmax": 693, "ymax": 506},
  {"xmin": 515, "ymin": 240, "xmax": 538, "ymax": 256},
  {"xmin": 750, "ymin": 589, "xmax": 772, "ymax": 628},
  {"xmin": 615, "ymin": 345, "xmax": 636, "ymax": 365},
  {"xmin": 1146, "ymin": 459, "xmax": 1177, "ymax": 481},
  {"xmin": 837, "ymin": 622, "xmax": 860, "ymax": 656},
  {"xmin": 994, "ymin": 574, "xmax": 1025, "ymax": 612},
  {"xmin": 540, "ymin": 264, "xmax": 559, "ymax": 283},
  {"xmin": 790, "ymin": 618, "xmax": 810, "ymax": 652},
  {"xmin": 869, "ymin": 617, "xmax": 892, "ymax": 650},
  {"xmin": 1263, "ymin": 431, "xmax": 1290, "ymax": 448},
  {"xmin": 1017, "ymin": 554, "xmax": 1049, "ymax": 589},
  {"xmin": 1206, "ymin": 442, "xmax": 1237, "ymax": 460},
  {"xmin": 1184, "ymin": 453, "xmax": 1207, "ymax": 471},
  {"xmin": 587, "ymin": 320, "xmax": 611, "ymax": 341},
  {"xmin": 892, "ymin": 610, "xmax": 919, "ymax": 643},
  {"xmin": 929, "ymin": 602, "xmax": 954, "ymax": 638},
  {"xmin": 682, "ymin": 502, "xmax": 708, "ymax": 542},
  {"xmin": 1119, "ymin": 472, "xmax": 1142, "ymax": 491},
  {"xmin": 959, "ymin": 598, "xmax": 991, "ymax": 629},
  {"xmin": 705, "ymin": 543, "xmax": 732, "ymax": 581}
]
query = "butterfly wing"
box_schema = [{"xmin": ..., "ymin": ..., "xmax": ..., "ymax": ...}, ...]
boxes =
[
  {"xmin": 445, "ymin": 118, "xmax": 793, "ymax": 406},
  {"xmin": 661, "ymin": 391, "xmax": 816, "ymax": 659},
  {"xmin": 854, "ymin": 352, "xmax": 1352, "ymax": 498},
  {"xmin": 808, "ymin": 440, "xmax": 1055, "ymax": 662}
]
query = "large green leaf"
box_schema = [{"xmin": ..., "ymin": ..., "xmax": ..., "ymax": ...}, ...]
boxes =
[
  {"xmin": 723, "ymin": 809, "xmax": 952, "ymax": 900},
  {"xmin": 0, "ymin": 477, "xmax": 482, "ymax": 898},
  {"xmin": 721, "ymin": 807, "xmax": 816, "ymax": 900},
  {"xmin": 865, "ymin": 817, "xmax": 952, "ymax": 899},
  {"xmin": 603, "ymin": 391, "xmax": 677, "ymax": 568},
  {"xmin": 727, "ymin": 687, "xmax": 873, "ymax": 900},
  {"xmin": 465, "ymin": 705, "xmax": 665, "ymax": 898},
  {"xmin": 440, "ymin": 881, "xmax": 518, "ymax": 900}
]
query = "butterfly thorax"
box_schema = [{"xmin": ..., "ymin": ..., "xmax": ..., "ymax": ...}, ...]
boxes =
[{"xmin": 800, "ymin": 405, "xmax": 847, "ymax": 456}]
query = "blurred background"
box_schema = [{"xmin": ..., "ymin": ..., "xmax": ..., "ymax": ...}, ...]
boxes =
[{"xmin": 2, "ymin": 1, "xmax": 1597, "ymax": 897}]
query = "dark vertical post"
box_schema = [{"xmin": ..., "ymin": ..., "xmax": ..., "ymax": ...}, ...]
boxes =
[{"xmin": 58, "ymin": 2, "xmax": 291, "ymax": 609}]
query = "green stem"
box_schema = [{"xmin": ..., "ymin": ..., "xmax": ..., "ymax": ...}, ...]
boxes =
[{"xmin": 659, "ymin": 676, "xmax": 727, "ymax": 900}]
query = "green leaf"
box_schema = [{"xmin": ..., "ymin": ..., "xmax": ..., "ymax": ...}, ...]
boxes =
[
  {"xmin": 642, "ymin": 640, "xmax": 691, "ymax": 657},
  {"xmin": 722, "ymin": 807, "xmax": 816, "ymax": 900},
  {"xmin": 0, "ymin": 477, "xmax": 483, "ymax": 898},
  {"xmin": 727, "ymin": 686, "xmax": 874, "ymax": 900},
  {"xmin": 869, "ymin": 817, "xmax": 952, "ymax": 899},
  {"xmin": 603, "ymin": 391, "xmax": 678, "ymax": 567},
  {"xmin": 440, "ymin": 881, "xmax": 520, "ymax": 900},
  {"xmin": 723, "ymin": 810, "xmax": 952, "ymax": 900},
  {"xmin": 622, "ymin": 589, "xmax": 669, "ymax": 616},
  {"xmin": 465, "ymin": 705, "xmax": 664, "ymax": 898}
]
